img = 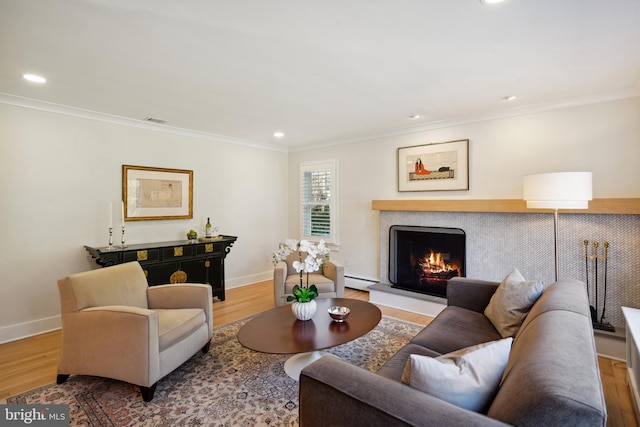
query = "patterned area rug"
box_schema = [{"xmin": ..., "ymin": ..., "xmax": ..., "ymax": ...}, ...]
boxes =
[{"xmin": 6, "ymin": 316, "xmax": 423, "ymax": 426}]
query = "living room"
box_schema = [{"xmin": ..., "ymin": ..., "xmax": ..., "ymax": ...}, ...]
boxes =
[
  {"xmin": 1, "ymin": 0, "xmax": 639, "ymax": 424},
  {"xmin": 3, "ymin": 86, "xmax": 639, "ymax": 342}
]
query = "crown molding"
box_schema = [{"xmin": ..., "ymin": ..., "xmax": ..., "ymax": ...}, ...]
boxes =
[
  {"xmin": 290, "ymin": 87, "xmax": 640, "ymax": 152},
  {"xmin": 3, "ymin": 87, "xmax": 638, "ymax": 154},
  {"xmin": 0, "ymin": 93, "xmax": 288, "ymax": 153}
]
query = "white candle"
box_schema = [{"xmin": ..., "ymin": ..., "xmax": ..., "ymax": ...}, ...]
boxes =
[
  {"xmin": 121, "ymin": 201, "xmax": 125, "ymax": 224},
  {"xmin": 109, "ymin": 202, "xmax": 113, "ymax": 228}
]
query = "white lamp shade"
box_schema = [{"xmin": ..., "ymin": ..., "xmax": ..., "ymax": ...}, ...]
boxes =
[{"xmin": 523, "ymin": 172, "xmax": 592, "ymax": 209}]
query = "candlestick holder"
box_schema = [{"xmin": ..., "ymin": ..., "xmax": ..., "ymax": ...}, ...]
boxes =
[
  {"xmin": 106, "ymin": 227, "xmax": 114, "ymax": 251},
  {"xmin": 120, "ymin": 226, "xmax": 127, "ymax": 249}
]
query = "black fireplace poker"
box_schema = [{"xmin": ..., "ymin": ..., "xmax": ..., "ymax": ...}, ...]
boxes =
[
  {"xmin": 600, "ymin": 242, "xmax": 610, "ymax": 325},
  {"xmin": 584, "ymin": 240, "xmax": 597, "ymax": 324}
]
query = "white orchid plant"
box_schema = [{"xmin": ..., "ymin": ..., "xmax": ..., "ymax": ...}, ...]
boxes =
[{"xmin": 273, "ymin": 238, "xmax": 331, "ymax": 302}]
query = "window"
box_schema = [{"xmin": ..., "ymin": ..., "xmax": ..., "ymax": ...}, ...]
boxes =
[{"xmin": 300, "ymin": 159, "xmax": 338, "ymax": 244}]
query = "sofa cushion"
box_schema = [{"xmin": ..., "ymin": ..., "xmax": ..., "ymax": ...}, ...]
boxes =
[
  {"xmin": 519, "ymin": 278, "xmax": 592, "ymax": 324},
  {"xmin": 59, "ymin": 262, "xmax": 149, "ymax": 312},
  {"xmin": 401, "ymin": 338, "xmax": 513, "ymax": 413},
  {"xmin": 285, "ymin": 274, "xmax": 335, "ymax": 294},
  {"xmin": 488, "ymin": 307, "xmax": 606, "ymax": 425},
  {"xmin": 484, "ymin": 268, "xmax": 544, "ymax": 338},
  {"xmin": 377, "ymin": 343, "xmax": 441, "ymax": 381},
  {"xmin": 156, "ymin": 308, "xmax": 206, "ymax": 350},
  {"xmin": 411, "ymin": 306, "xmax": 501, "ymax": 354}
]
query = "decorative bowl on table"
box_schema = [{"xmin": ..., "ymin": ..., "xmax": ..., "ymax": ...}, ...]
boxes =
[{"xmin": 328, "ymin": 306, "xmax": 350, "ymax": 322}]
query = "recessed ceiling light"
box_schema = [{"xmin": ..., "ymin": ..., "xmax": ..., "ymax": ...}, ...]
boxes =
[
  {"xmin": 503, "ymin": 95, "xmax": 517, "ymax": 101},
  {"xmin": 273, "ymin": 131, "xmax": 284, "ymax": 138},
  {"xmin": 23, "ymin": 73, "xmax": 46, "ymax": 84},
  {"xmin": 480, "ymin": 0, "xmax": 506, "ymax": 4},
  {"xmin": 409, "ymin": 114, "xmax": 422, "ymax": 119}
]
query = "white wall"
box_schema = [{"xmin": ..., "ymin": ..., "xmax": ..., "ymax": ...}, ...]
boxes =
[
  {"xmin": 288, "ymin": 97, "xmax": 640, "ymax": 282},
  {"xmin": 2, "ymin": 96, "xmax": 639, "ymax": 343},
  {"xmin": 0, "ymin": 102, "xmax": 289, "ymax": 342}
]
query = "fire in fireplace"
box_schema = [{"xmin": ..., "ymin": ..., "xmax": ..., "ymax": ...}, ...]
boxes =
[{"xmin": 389, "ymin": 225, "xmax": 465, "ymax": 298}]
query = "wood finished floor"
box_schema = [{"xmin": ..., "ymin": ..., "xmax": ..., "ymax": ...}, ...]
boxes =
[{"xmin": 0, "ymin": 281, "xmax": 636, "ymax": 426}]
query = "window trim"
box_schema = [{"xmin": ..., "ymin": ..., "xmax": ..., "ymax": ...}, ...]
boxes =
[{"xmin": 299, "ymin": 159, "xmax": 339, "ymax": 246}]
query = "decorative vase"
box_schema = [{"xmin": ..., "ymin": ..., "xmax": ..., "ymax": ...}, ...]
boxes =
[{"xmin": 292, "ymin": 300, "xmax": 317, "ymax": 321}]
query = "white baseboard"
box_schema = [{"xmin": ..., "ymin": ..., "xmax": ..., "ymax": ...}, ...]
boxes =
[
  {"xmin": 594, "ymin": 330, "xmax": 626, "ymax": 361},
  {"xmin": 225, "ymin": 271, "xmax": 272, "ymax": 289},
  {"xmin": 345, "ymin": 276, "xmax": 378, "ymax": 291},
  {"xmin": 0, "ymin": 315, "xmax": 61, "ymax": 345}
]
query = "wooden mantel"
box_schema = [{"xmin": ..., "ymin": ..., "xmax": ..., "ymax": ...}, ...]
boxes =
[{"xmin": 371, "ymin": 198, "xmax": 640, "ymax": 215}]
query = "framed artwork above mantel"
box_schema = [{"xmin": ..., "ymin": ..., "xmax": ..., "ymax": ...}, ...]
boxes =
[
  {"xmin": 123, "ymin": 165, "xmax": 193, "ymax": 221},
  {"xmin": 397, "ymin": 139, "xmax": 469, "ymax": 192}
]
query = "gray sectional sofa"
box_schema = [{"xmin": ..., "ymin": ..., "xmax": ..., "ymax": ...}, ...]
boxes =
[{"xmin": 299, "ymin": 277, "xmax": 607, "ymax": 426}]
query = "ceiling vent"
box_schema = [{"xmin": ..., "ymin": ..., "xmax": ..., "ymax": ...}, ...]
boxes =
[{"xmin": 143, "ymin": 117, "xmax": 167, "ymax": 124}]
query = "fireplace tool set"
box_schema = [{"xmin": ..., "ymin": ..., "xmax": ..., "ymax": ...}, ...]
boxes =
[{"xmin": 584, "ymin": 240, "xmax": 615, "ymax": 332}]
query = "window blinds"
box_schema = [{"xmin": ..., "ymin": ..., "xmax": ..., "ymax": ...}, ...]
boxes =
[{"xmin": 301, "ymin": 169, "xmax": 331, "ymax": 237}]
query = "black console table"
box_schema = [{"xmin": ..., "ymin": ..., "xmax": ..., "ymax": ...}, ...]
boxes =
[{"xmin": 85, "ymin": 236, "xmax": 237, "ymax": 301}]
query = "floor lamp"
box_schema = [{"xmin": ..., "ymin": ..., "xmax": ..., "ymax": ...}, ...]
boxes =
[{"xmin": 523, "ymin": 172, "xmax": 592, "ymax": 281}]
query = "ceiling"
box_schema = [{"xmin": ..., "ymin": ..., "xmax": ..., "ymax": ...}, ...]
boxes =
[{"xmin": 1, "ymin": 0, "xmax": 639, "ymax": 151}]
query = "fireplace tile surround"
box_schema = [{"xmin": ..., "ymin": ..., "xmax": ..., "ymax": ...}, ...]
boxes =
[{"xmin": 378, "ymin": 210, "xmax": 640, "ymax": 329}]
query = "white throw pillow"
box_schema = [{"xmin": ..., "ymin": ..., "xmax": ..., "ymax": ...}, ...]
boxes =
[
  {"xmin": 401, "ymin": 338, "xmax": 513, "ymax": 413},
  {"xmin": 484, "ymin": 268, "xmax": 544, "ymax": 338}
]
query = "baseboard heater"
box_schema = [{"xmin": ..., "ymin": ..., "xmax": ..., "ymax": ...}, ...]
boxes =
[{"xmin": 345, "ymin": 276, "xmax": 378, "ymax": 291}]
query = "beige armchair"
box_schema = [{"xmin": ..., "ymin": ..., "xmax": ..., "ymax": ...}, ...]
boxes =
[
  {"xmin": 274, "ymin": 252, "xmax": 344, "ymax": 307},
  {"xmin": 56, "ymin": 261, "xmax": 213, "ymax": 402}
]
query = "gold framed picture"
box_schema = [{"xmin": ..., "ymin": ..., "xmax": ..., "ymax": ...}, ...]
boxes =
[{"xmin": 122, "ymin": 165, "xmax": 193, "ymax": 221}]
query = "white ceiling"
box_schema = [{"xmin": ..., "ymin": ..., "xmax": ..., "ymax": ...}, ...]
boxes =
[{"xmin": 1, "ymin": 0, "xmax": 639, "ymax": 151}]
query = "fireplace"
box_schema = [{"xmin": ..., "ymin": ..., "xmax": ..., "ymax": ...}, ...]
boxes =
[{"xmin": 389, "ymin": 225, "xmax": 465, "ymax": 298}]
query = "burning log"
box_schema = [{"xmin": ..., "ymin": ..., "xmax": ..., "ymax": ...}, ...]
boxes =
[{"xmin": 417, "ymin": 251, "xmax": 460, "ymax": 284}]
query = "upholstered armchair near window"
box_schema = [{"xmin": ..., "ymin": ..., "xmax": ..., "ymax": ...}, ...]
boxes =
[
  {"xmin": 274, "ymin": 251, "xmax": 344, "ymax": 307},
  {"xmin": 56, "ymin": 261, "xmax": 213, "ymax": 402}
]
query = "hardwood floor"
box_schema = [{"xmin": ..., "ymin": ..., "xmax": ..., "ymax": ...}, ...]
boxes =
[{"xmin": 0, "ymin": 281, "xmax": 637, "ymax": 426}]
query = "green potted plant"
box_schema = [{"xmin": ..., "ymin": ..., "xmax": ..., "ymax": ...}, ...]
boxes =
[{"xmin": 273, "ymin": 239, "xmax": 330, "ymax": 320}]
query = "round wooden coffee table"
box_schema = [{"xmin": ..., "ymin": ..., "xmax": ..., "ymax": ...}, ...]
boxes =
[{"xmin": 237, "ymin": 298, "xmax": 382, "ymax": 379}]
